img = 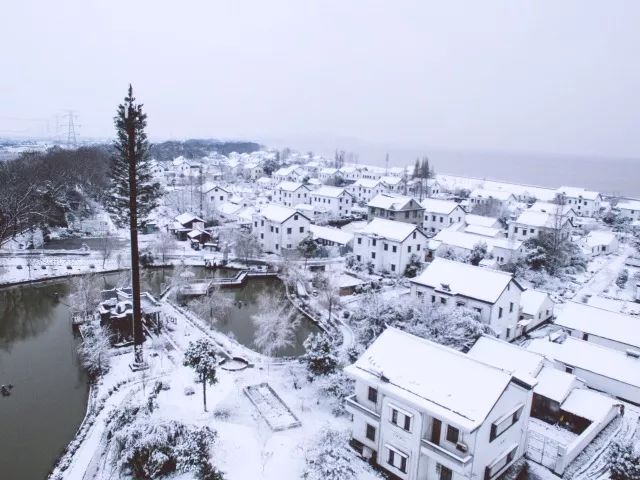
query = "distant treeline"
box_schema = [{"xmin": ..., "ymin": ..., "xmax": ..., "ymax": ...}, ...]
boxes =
[
  {"xmin": 149, "ymin": 139, "xmax": 262, "ymax": 162},
  {"xmin": 0, "ymin": 145, "xmax": 112, "ymax": 244}
]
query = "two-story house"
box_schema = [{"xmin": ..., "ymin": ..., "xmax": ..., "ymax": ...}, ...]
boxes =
[
  {"xmin": 616, "ymin": 199, "xmax": 640, "ymax": 223},
  {"xmin": 368, "ymin": 194, "xmax": 425, "ymax": 226},
  {"xmin": 353, "ymin": 218, "xmax": 427, "ymax": 275},
  {"xmin": 410, "ymin": 258, "xmax": 524, "ymax": 340},
  {"xmin": 309, "ymin": 186, "xmax": 354, "ymax": 218},
  {"xmin": 468, "ymin": 189, "xmax": 518, "ymax": 212},
  {"xmin": 348, "ymin": 178, "xmax": 386, "ymax": 204},
  {"xmin": 201, "ymin": 183, "xmax": 230, "ymax": 213},
  {"xmin": 508, "ymin": 210, "xmax": 572, "ymax": 242},
  {"xmin": 556, "ymin": 187, "xmax": 601, "ymax": 217},
  {"xmin": 421, "ymin": 199, "xmax": 466, "ymax": 235},
  {"xmin": 345, "ymin": 328, "xmax": 534, "ymax": 480},
  {"xmin": 275, "ymin": 181, "xmax": 311, "ymax": 207},
  {"xmin": 251, "ymin": 205, "xmax": 311, "ymax": 254}
]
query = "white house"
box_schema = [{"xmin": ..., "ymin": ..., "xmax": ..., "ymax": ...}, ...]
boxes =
[
  {"xmin": 318, "ymin": 167, "xmax": 339, "ymax": 183},
  {"xmin": 465, "ymin": 214, "xmax": 501, "ymax": 229},
  {"xmin": 242, "ymin": 161, "xmax": 263, "ymax": 181},
  {"xmin": 554, "ymin": 301, "xmax": 640, "ymax": 353},
  {"xmin": 353, "ymin": 218, "xmax": 427, "ymax": 275},
  {"xmin": 348, "ymin": 178, "xmax": 386, "ymax": 204},
  {"xmin": 379, "ymin": 175, "xmax": 404, "ymax": 194},
  {"xmin": 344, "ymin": 328, "xmax": 534, "ymax": 480},
  {"xmin": 201, "ymin": 183, "xmax": 230, "ymax": 212},
  {"xmin": 274, "ymin": 181, "xmax": 311, "ymax": 207},
  {"xmin": 430, "ymin": 229, "xmax": 523, "ymax": 266},
  {"xmin": 519, "ymin": 289, "xmax": 554, "ymax": 332},
  {"xmin": 508, "ymin": 210, "xmax": 572, "ymax": 242},
  {"xmin": 309, "ymin": 186, "xmax": 354, "ymax": 218},
  {"xmin": 410, "ymin": 258, "xmax": 524, "ymax": 340},
  {"xmin": 582, "ymin": 230, "xmax": 618, "ymax": 257},
  {"xmin": 272, "ymin": 165, "xmax": 307, "ymax": 183},
  {"xmin": 421, "ymin": 199, "xmax": 466, "ymax": 235},
  {"xmin": 309, "ymin": 224, "xmax": 354, "ymax": 250},
  {"xmin": 617, "ymin": 199, "xmax": 640, "ymax": 222},
  {"xmin": 528, "ymin": 202, "xmax": 578, "ymax": 225},
  {"xmin": 469, "ymin": 189, "xmax": 518, "ymax": 211},
  {"xmin": 368, "ymin": 194, "xmax": 425, "ymax": 226},
  {"xmin": 252, "ymin": 205, "xmax": 311, "ymax": 254},
  {"xmin": 556, "ymin": 187, "xmax": 601, "ymax": 217},
  {"xmin": 528, "ymin": 336, "xmax": 640, "ymax": 405}
]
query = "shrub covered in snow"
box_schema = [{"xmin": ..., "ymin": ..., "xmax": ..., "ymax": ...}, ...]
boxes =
[
  {"xmin": 77, "ymin": 324, "xmax": 113, "ymax": 379},
  {"xmin": 607, "ymin": 439, "xmax": 640, "ymax": 480},
  {"xmin": 350, "ymin": 292, "xmax": 493, "ymax": 351},
  {"xmin": 302, "ymin": 331, "xmax": 340, "ymax": 378},
  {"xmin": 317, "ymin": 371, "xmax": 355, "ymax": 417},
  {"xmin": 616, "ymin": 268, "xmax": 629, "ymax": 289},
  {"xmin": 303, "ymin": 429, "xmax": 366, "ymax": 480}
]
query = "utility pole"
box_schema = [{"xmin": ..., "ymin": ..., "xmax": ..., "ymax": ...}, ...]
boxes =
[
  {"xmin": 62, "ymin": 110, "xmax": 79, "ymax": 147},
  {"xmin": 125, "ymin": 100, "xmax": 146, "ymax": 370}
]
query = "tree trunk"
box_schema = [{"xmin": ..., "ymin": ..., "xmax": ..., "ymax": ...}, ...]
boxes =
[
  {"xmin": 127, "ymin": 108, "xmax": 145, "ymax": 366},
  {"xmin": 202, "ymin": 373, "xmax": 207, "ymax": 412}
]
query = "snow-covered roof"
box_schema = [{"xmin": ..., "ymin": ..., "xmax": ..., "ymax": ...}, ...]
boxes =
[
  {"xmin": 218, "ymin": 202, "xmax": 243, "ymax": 216},
  {"xmin": 465, "ymin": 214, "xmax": 500, "ymax": 228},
  {"xmin": 585, "ymin": 230, "xmax": 616, "ymax": 248},
  {"xmin": 467, "ymin": 335, "xmax": 544, "ymax": 384},
  {"xmin": 345, "ymin": 328, "xmax": 515, "ymax": 430},
  {"xmin": 527, "ymin": 337, "xmax": 640, "ymax": 388},
  {"xmin": 379, "ymin": 175, "xmax": 402, "ymax": 186},
  {"xmin": 309, "ymin": 224, "xmax": 354, "ymax": 245},
  {"xmin": 560, "ymin": 388, "xmax": 620, "ymax": 422},
  {"xmin": 513, "ymin": 210, "xmax": 563, "ymax": 229},
  {"xmin": 617, "ymin": 199, "xmax": 640, "ymax": 211},
  {"xmin": 312, "ymin": 186, "xmax": 350, "ymax": 198},
  {"xmin": 421, "ymin": 198, "xmax": 461, "ymax": 215},
  {"xmin": 463, "ymin": 225, "xmax": 501, "ymax": 238},
  {"xmin": 319, "ymin": 167, "xmax": 338, "ymax": 175},
  {"xmin": 557, "ymin": 186, "xmax": 600, "ymax": 201},
  {"xmin": 276, "ymin": 181, "xmax": 307, "ymax": 192},
  {"xmin": 175, "ymin": 213, "xmax": 204, "ymax": 225},
  {"xmin": 470, "ymin": 189, "xmax": 515, "ymax": 201},
  {"xmin": 258, "ymin": 205, "xmax": 309, "ymax": 224},
  {"xmin": 554, "ymin": 302, "xmax": 640, "ymax": 350},
  {"xmin": 529, "ymin": 201, "xmax": 575, "ymax": 216},
  {"xmin": 368, "ymin": 193, "xmax": 416, "ymax": 210},
  {"xmin": 533, "ymin": 366, "xmax": 577, "ymax": 403},
  {"xmin": 520, "ymin": 289, "xmax": 551, "ymax": 317},
  {"xmin": 352, "ymin": 178, "xmax": 381, "ymax": 189},
  {"xmin": 432, "ymin": 230, "xmax": 522, "ymax": 253},
  {"xmin": 360, "ymin": 218, "xmax": 422, "ymax": 242},
  {"xmin": 201, "ymin": 182, "xmax": 229, "ymax": 194},
  {"xmin": 411, "ymin": 257, "xmax": 521, "ymax": 303}
]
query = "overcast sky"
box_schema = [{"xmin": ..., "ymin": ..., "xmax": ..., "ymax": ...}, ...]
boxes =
[{"xmin": 2, "ymin": 0, "xmax": 639, "ymax": 159}]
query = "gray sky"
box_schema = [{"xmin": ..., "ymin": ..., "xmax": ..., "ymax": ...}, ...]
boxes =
[{"xmin": 2, "ymin": 0, "xmax": 639, "ymax": 159}]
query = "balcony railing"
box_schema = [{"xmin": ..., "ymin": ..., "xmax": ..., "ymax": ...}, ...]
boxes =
[
  {"xmin": 420, "ymin": 438, "xmax": 473, "ymax": 468},
  {"xmin": 345, "ymin": 394, "xmax": 380, "ymax": 421}
]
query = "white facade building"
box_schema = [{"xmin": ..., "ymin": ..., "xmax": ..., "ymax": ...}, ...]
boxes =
[
  {"xmin": 421, "ymin": 199, "xmax": 466, "ymax": 234},
  {"xmin": 508, "ymin": 210, "xmax": 572, "ymax": 242},
  {"xmin": 617, "ymin": 199, "xmax": 640, "ymax": 222},
  {"xmin": 274, "ymin": 181, "xmax": 311, "ymax": 207},
  {"xmin": 348, "ymin": 179, "xmax": 386, "ymax": 204},
  {"xmin": 556, "ymin": 187, "xmax": 602, "ymax": 217},
  {"xmin": 368, "ymin": 194, "xmax": 425, "ymax": 226},
  {"xmin": 410, "ymin": 258, "xmax": 524, "ymax": 340},
  {"xmin": 201, "ymin": 183, "xmax": 230, "ymax": 212},
  {"xmin": 353, "ymin": 218, "xmax": 427, "ymax": 275},
  {"xmin": 309, "ymin": 186, "xmax": 354, "ymax": 218},
  {"xmin": 519, "ymin": 289, "xmax": 554, "ymax": 332},
  {"xmin": 252, "ymin": 205, "xmax": 311, "ymax": 254},
  {"xmin": 345, "ymin": 328, "xmax": 534, "ymax": 480}
]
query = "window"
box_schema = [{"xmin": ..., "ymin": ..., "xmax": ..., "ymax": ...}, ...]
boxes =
[
  {"xmin": 372, "ymin": 239, "xmax": 377, "ymax": 246},
  {"xmin": 270, "ymin": 226, "xmax": 274, "ymax": 232},
  {"xmin": 417, "ymin": 244, "xmax": 421, "ymax": 251},
  {"xmin": 260, "ymin": 233, "xmax": 264, "ymax": 239},
  {"xmin": 582, "ymin": 333, "xmax": 589, "ymax": 341},
  {"xmin": 287, "ymin": 228, "xmax": 292, "ymax": 234},
  {"xmin": 392, "ymin": 245, "xmax": 397, "ymax": 253},
  {"xmin": 391, "ymin": 264, "xmax": 396, "ymax": 272},
  {"xmin": 412, "ymin": 232, "xmax": 416, "ymax": 239},
  {"xmin": 490, "ymin": 404, "xmax": 524, "ymax": 441},
  {"xmin": 431, "ymin": 295, "xmax": 436, "ymax": 303},
  {"xmin": 390, "ymin": 406, "xmax": 412, "ymax": 432},
  {"xmin": 275, "ymin": 244, "xmax": 279, "ymax": 250},
  {"xmin": 299, "ymin": 227, "xmax": 304, "ymax": 233},
  {"xmin": 386, "ymin": 447, "xmax": 408, "ymax": 473},
  {"xmin": 384, "ymin": 243, "xmax": 388, "ymax": 251},
  {"xmin": 439, "ymin": 465, "xmax": 453, "ymax": 480},
  {"xmin": 506, "ymin": 328, "xmax": 511, "ymax": 339},
  {"xmin": 565, "ymin": 366, "xmax": 574, "ymax": 374},
  {"xmin": 485, "ymin": 445, "xmax": 518, "ymax": 479},
  {"xmin": 440, "ymin": 297, "xmax": 447, "ymax": 305},
  {"xmin": 498, "ymin": 307, "xmax": 503, "ymax": 318},
  {"xmin": 446, "ymin": 425, "xmax": 459, "ymax": 443},
  {"xmin": 371, "ymin": 252, "xmax": 376, "ymax": 259},
  {"xmin": 357, "ymin": 237, "xmax": 362, "ymax": 245},
  {"xmin": 509, "ymin": 302, "xmax": 514, "ymax": 313},
  {"xmin": 368, "ymin": 387, "xmax": 378, "ymax": 403},
  {"xmin": 356, "ymin": 255, "xmax": 361, "ymax": 261},
  {"xmin": 286, "ymin": 243, "xmax": 291, "ymax": 248},
  {"xmin": 407, "ymin": 246, "xmax": 412, "ymax": 253},
  {"xmin": 275, "ymin": 227, "xmax": 279, "ymax": 233},
  {"xmin": 432, "ymin": 215, "xmax": 436, "ymax": 221},
  {"xmin": 405, "ymin": 211, "xmax": 410, "ymax": 218},
  {"xmin": 366, "ymin": 424, "xmax": 376, "ymax": 442}
]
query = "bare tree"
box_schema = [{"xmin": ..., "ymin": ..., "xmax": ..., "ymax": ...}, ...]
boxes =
[
  {"xmin": 191, "ymin": 286, "xmax": 233, "ymax": 326},
  {"xmin": 69, "ymin": 273, "xmax": 102, "ymax": 322},
  {"xmin": 154, "ymin": 229, "xmax": 176, "ymax": 265},
  {"xmin": 234, "ymin": 231, "xmax": 261, "ymax": 264},
  {"xmin": 315, "ymin": 273, "xmax": 340, "ymax": 323},
  {"xmin": 252, "ymin": 293, "xmax": 300, "ymax": 360},
  {"xmin": 99, "ymin": 232, "xmax": 115, "ymax": 269}
]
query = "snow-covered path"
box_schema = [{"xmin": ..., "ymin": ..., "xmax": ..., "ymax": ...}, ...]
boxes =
[{"xmin": 574, "ymin": 245, "xmax": 633, "ymax": 300}]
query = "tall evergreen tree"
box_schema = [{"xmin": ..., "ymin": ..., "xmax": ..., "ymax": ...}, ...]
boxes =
[
  {"xmin": 107, "ymin": 86, "xmax": 161, "ymax": 228},
  {"xmin": 412, "ymin": 158, "xmax": 420, "ymax": 178},
  {"xmin": 420, "ymin": 156, "xmax": 430, "ymax": 179},
  {"xmin": 108, "ymin": 85, "xmax": 160, "ymax": 367}
]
